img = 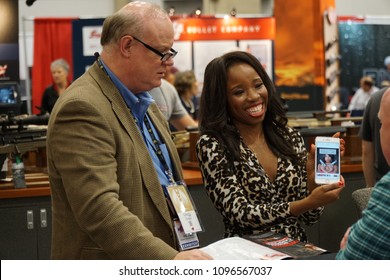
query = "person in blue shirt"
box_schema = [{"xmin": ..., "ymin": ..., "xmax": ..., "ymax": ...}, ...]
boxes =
[
  {"xmin": 336, "ymin": 87, "xmax": 390, "ymax": 259},
  {"xmin": 47, "ymin": 1, "xmax": 211, "ymax": 260}
]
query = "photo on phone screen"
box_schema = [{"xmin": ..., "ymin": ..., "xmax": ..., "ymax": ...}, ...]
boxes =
[{"xmin": 314, "ymin": 137, "xmax": 340, "ymax": 184}]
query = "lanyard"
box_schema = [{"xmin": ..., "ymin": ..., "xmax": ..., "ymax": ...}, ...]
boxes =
[
  {"xmin": 95, "ymin": 52, "xmax": 109, "ymax": 76},
  {"xmin": 142, "ymin": 115, "xmax": 175, "ymax": 184}
]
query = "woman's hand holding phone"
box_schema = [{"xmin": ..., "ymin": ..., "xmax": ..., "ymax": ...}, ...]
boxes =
[
  {"xmin": 290, "ymin": 176, "xmax": 345, "ymax": 216},
  {"xmin": 332, "ymin": 132, "xmax": 346, "ymax": 157},
  {"xmin": 308, "ymin": 175, "xmax": 345, "ymax": 209}
]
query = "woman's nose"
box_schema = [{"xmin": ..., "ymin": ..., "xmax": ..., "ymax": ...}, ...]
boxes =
[{"xmin": 247, "ymin": 88, "xmax": 260, "ymax": 100}]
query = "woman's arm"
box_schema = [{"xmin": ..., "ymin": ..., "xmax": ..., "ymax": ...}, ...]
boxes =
[
  {"xmin": 196, "ymin": 135, "xmax": 292, "ymax": 229},
  {"xmin": 291, "ymin": 178, "xmax": 344, "ymax": 216}
]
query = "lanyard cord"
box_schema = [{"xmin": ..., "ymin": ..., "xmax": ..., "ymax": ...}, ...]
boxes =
[
  {"xmin": 95, "ymin": 52, "xmax": 175, "ymax": 184},
  {"xmin": 143, "ymin": 116, "xmax": 175, "ymax": 184}
]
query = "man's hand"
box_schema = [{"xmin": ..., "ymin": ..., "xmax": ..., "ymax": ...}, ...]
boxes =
[
  {"xmin": 339, "ymin": 227, "xmax": 351, "ymax": 250},
  {"xmin": 174, "ymin": 249, "xmax": 213, "ymax": 260}
]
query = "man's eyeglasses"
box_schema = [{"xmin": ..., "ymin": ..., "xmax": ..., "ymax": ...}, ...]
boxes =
[{"xmin": 131, "ymin": 36, "xmax": 178, "ymax": 62}]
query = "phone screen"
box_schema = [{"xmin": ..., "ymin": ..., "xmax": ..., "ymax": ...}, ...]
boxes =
[{"xmin": 315, "ymin": 137, "xmax": 340, "ymax": 184}]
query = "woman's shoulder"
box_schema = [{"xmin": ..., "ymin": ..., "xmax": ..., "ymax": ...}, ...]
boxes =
[
  {"xmin": 43, "ymin": 84, "xmax": 55, "ymax": 92},
  {"xmin": 197, "ymin": 133, "xmax": 226, "ymax": 150},
  {"xmin": 284, "ymin": 126, "xmax": 306, "ymax": 152},
  {"xmin": 198, "ymin": 133, "xmax": 219, "ymax": 144}
]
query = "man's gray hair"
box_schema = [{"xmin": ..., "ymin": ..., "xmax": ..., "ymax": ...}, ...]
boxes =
[{"xmin": 100, "ymin": 1, "xmax": 169, "ymax": 47}]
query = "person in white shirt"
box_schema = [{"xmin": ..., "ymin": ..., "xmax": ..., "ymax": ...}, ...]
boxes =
[
  {"xmin": 377, "ymin": 56, "xmax": 390, "ymax": 87},
  {"xmin": 348, "ymin": 76, "xmax": 379, "ymax": 116}
]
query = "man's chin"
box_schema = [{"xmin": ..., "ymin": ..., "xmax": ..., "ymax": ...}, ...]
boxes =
[{"xmin": 154, "ymin": 78, "xmax": 163, "ymax": 87}]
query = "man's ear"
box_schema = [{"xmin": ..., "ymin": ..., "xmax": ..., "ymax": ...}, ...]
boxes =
[{"xmin": 120, "ymin": 35, "xmax": 133, "ymax": 58}]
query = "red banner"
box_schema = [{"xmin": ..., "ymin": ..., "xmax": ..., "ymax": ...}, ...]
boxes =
[
  {"xmin": 172, "ymin": 17, "xmax": 275, "ymax": 41},
  {"xmin": 337, "ymin": 16, "xmax": 365, "ymax": 22}
]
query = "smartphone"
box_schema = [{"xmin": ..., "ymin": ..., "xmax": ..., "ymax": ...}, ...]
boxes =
[{"xmin": 314, "ymin": 136, "xmax": 340, "ymax": 184}]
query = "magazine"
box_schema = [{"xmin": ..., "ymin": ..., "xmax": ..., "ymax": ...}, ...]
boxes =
[
  {"xmin": 243, "ymin": 231, "xmax": 328, "ymax": 259},
  {"xmin": 200, "ymin": 232, "xmax": 328, "ymax": 260}
]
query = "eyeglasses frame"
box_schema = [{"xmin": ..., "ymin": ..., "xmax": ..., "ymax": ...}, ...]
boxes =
[{"xmin": 130, "ymin": 35, "xmax": 178, "ymax": 62}]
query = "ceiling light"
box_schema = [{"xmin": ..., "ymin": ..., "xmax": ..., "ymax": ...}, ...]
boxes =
[{"xmin": 194, "ymin": 8, "xmax": 202, "ymax": 17}]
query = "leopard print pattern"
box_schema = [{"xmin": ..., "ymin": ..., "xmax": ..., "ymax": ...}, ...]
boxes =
[{"xmin": 196, "ymin": 127, "xmax": 323, "ymax": 242}]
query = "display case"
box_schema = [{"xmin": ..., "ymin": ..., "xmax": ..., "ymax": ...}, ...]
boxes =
[{"xmin": 0, "ymin": 173, "xmax": 51, "ymax": 260}]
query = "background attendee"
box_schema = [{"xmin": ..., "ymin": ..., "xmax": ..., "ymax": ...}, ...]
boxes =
[
  {"xmin": 174, "ymin": 70, "xmax": 199, "ymax": 120},
  {"xmin": 336, "ymin": 87, "xmax": 390, "ymax": 260},
  {"xmin": 149, "ymin": 78, "xmax": 198, "ymax": 131},
  {"xmin": 359, "ymin": 86, "xmax": 390, "ymax": 187},
  {"xmin": 196, "ymin": 51, "xmax": 345, "ymax": 243},
  {"xmin": 47, "ymin": 1, "xmax": 211, "ymax": 260},
  {"xmin": 40, "ymin": 58, "xmax": 71, "ymax": 114},
  {"xmin": 377, "ymin": 55, "xmax": 390, "ymax": 87},
  {"xmin": 164, "ymin": 65, "xmax": 179, "ymax": 85},
  {"xmin": 348, "ymin": 76, "xmax": 379, "ymax": 116}
]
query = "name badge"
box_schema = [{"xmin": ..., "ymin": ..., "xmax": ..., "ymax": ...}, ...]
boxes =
[
  {"xmin": 166, "ymin": 183, "xmax": 203, "ymax": 234},
  {"xmin": 173, "ymin": 219, "xmax": 200, "ymax": 250}
]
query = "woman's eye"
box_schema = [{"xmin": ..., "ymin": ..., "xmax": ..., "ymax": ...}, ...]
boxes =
[
  {"xmin": 232, "ymin": 90, "xmax": 244, "ymax": 96},
  {"xmin": 255, "ymin": 83, "xmax": 264, "ymax": 89}
]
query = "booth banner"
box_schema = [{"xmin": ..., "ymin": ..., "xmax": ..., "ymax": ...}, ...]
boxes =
[
  {"xmin": 172, "ymin": 17, "xmax": 275, "ymax": 41},
  {"xmin": 72, "ymin": 17, "xmax": 275, "ymax": 80},
  {"xmin": 82, "ymin": 26, "xmax": 103, "ymax": 56},
  {"xmin": 72, "ymin": 18, "xmax": 105, "ymax": 79}
]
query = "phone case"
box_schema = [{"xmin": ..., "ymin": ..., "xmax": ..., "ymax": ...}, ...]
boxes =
[{"xmin": 314, "ymin": 137, "xmax": 340, "ymax": 184}]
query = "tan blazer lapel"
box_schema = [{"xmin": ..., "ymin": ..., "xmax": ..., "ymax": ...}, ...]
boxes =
[{"xmin": 90, "ymin": 64, "xmax": 174, "ymax": 227}]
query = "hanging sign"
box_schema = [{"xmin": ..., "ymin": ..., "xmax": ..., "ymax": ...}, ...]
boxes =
[{"xmin": 173, "ymin": 17, "xmax": 275, "ymax": 41}]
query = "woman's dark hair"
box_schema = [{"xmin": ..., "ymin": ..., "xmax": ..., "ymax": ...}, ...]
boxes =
[
  {"xmin": 198, "ymin": 51, "xmax": 304, "ymax": 165},
  {"xmin": 174, "ymin": 70, "xmax": 197, "ymax": 97}
]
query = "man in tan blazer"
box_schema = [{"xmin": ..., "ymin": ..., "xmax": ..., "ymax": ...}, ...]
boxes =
[{"xmin": 47, "ymin": 1, "xmax": 211, "ymax": 260}]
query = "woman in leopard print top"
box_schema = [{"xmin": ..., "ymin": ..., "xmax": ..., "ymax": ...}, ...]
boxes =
[{"xmin": 196, "ymin": 51, "xmax": 345, "ymax": 242}]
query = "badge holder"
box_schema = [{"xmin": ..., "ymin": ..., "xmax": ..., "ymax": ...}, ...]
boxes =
[{"xmin": 166, "ymin": 181, "xmax": 204, "ymax": 250}]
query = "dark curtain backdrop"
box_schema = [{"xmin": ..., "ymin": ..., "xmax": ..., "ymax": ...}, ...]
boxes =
[
  {"xmin": 338, "ymin": 23, "xmax": 390, "ymax": 95},
  {"xmin": 32, "ymin": 18, "xmax": 75, "ymax": 115}
]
